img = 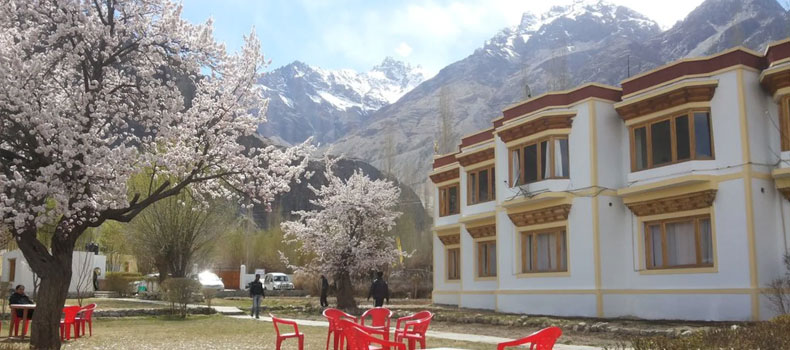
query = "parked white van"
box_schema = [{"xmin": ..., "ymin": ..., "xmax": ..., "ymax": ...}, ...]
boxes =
[{"xmin": 263, "ymin": 273, "xmax": 294, "ymax": 290}]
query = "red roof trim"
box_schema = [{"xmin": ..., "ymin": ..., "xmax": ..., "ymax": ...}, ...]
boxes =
[
  {"xmin": 460, "ymin": 129, "xmax": 494, "ymax": 149},
  {"xmin": 622, "ymin": 49, "xmax": 766, "ymax": 96},
  {"xmin": 766, "ymin": 40, "xmax": 790, "ymax": 66},
  {"xmin": 498, "ymin": 85, "xmax": 621, "ymax": 127},
  {"xmin": 432, "ymin": 153, "xmax": 458, "ymax": 169}
]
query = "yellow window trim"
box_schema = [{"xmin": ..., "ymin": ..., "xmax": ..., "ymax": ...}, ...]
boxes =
[
  {"xmin": 503, "ymin": 129, "xmax": 572, "ymax": 149},
  {"xmin": 636, "ymin": 207, "xmax": 718, "ymax": 275},
  {"xmin": 624, "ymin": 102, "xmax": 711, "ymax": 126}
]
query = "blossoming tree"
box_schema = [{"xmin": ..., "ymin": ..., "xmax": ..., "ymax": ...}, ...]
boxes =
[
  {"xmin": 0, "ymin": 1, "xmax": 312, "ymax": 348},
  {"xmin": 282, "ymin": 157, "xmax": 404, "ymax": 309}
]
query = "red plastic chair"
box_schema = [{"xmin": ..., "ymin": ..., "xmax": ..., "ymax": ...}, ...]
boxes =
[
  {"xmin": 359, "ymin": 307, "xmax": 393, "ymax": 341},
  {"xmin": 394, "ymin": 312, "xmax": 433, "ymax": 350},
  {"xmin": 76, "ymin": 303, "xmax": 97, "ymax": 336},
  {"xmin": 270, "ymin": 313, "xmax": 304, "ymax": 350},
  {"xmin": 340, "ymin": 319, "xmax": 406, "ymax": 350},
  {"xmin": 60, "ymin": 306, "xmax": 82, "ymax": 341},
  {"xmin": 497, "ymin": 327, "xmax": 563, "ymax": 350},
  {"xmin": 10, "ymin": 310, "xmax": 32, "ymax": 337},
  {"xmin": 323, "ymin": 308, "xmax": 359, "ymax": 350},
  {"xmin": 393, "ymin": 311, "xmax": 432, "ymax": 335}
]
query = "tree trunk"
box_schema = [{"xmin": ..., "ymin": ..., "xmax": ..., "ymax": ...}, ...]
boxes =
[
  {"xmin": 31, "ymin": 271, "xmax": 71, "ymax": 350},
  {"xmin": 335, "ymin": 272, "xmax": 357, "ymax": 311},
  {"xmin": 15, "ymin": 226, "xmax": 76, "ymax": 350}
]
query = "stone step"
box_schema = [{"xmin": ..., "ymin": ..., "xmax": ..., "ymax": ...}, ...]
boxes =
[{"xmin": 94, "ymin": 291, "xmax": 119, "ymax": 298}]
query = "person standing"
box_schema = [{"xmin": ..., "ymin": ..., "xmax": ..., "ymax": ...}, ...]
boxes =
[
  {"xmin": 248, "ymin": 274, "xmax": 265, "ymax": 319},
  {"xmin": 367, "ymin": 271, "xmax": 390, "ymax": 307},
  {"xmin": 320, "ymin": 275, "xmax": 329, "ymax": 307}
]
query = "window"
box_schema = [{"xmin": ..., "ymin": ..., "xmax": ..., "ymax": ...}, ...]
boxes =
[
  {"xmin": 468, "ymin": 166, "xmax": 496, "ymax": 205},
  {"xmin": 509, "ymin": 136, "xmax": 570, "ymax": 186},
  {"xmin": 630, "ymin": 110, "xmax": 714, "ymax": 171},
  {"xmin": 8, "ymin": 258, "xmax": 15, "ymax": 281},
  {"xmin": 439, "ymin": 184, "xmax": 460, "ymax": 217},
  {"xmin": 478, "ymin": 241, "xmax": 497, "ymax": 277},
  {"xmin": 521, "ymin": 229, "xmax": 567, "ymax": 273},
  {"xmin": 447, "ymin": 248, "xmax": 460, "ymax": 280},
  {"xmin": 645, "ymin": 215, "xmax": 713, "ymax": 270},
  {"xmin": 780, "ymin": 96, "xmax": 790, "ymax": 151}
]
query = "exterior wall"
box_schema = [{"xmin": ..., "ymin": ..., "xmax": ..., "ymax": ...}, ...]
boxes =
[
  {"xmin": 431, "ymin": 52, "xmax": 790, "ymax": 321},
  {"xmin": 1, "ymin": 250, "xmax": 106, "ymax": 294}
]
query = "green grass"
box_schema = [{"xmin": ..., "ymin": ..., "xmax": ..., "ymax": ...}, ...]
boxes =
[
  {"xmin": 64, "ymin": 298, "xmax": 168, "ymax": 310},
  {"xmin": 1, "ymin": 315, "xmax": 489, "ymax": 350}
]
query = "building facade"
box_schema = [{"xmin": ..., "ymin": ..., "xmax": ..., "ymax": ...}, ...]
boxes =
[{"xmin": 430, "ymin": 39, "xmax": 790, "ymax": 321}]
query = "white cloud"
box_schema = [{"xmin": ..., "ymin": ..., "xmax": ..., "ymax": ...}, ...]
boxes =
[{"xmin": 395, "ymin": 42, "xmax": 413, "ymax": 57}]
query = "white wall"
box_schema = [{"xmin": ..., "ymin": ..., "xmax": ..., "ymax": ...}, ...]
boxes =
[{"xmin": 1, "ymin": 250, "xmax": 105, "ymax": 294}]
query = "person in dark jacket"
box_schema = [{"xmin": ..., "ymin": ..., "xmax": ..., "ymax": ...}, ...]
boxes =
[
  {"xmin": 319, "ymin": 275, "xmax": 329, "ymax": 307},
  {"xmin": 367, "ymin": 271, "xmax": 390, "ymax": 307},
  {"xmin": 9, "ymin": 285, "xmax": 34, "ymax": 318},
  {"xmin": 248, "ymin": 274, "xmax": 265, "ymax": 319}
]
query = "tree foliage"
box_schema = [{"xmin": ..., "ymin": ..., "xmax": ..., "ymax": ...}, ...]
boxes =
[
  {"xmin": 0, "ymin": 1, "xmax": 313, "ymax": 348},
  {"xmin": 282, "ymin": 157, "xmax": 404, "ymax": 309}
]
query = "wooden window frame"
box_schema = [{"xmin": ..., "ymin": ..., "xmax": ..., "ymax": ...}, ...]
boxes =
[
  {"xmin": 508, "ymin": 136, "xmax": 570, "ymax": 187},
  {"xmin": 780, "ymin": 96, "xmax": 790, "ymax": 152},
  {"xmin": 447, "ymin": 248, "xmax": 460, "ymax": 280},
  {"xmin": 8, "ymin": 258, "xmax": 15, "ymax": 282},
  {"xmin": 520, "ymin": 229, "xmax": 568, "ymax": 274},
  {"xmin": 477, "ymin": 240, "xmax": 497, "ymax": 277},
  {"xmin": 467, "ymin": 165, "xmax": 496, "ymax": 205},
  {"xmin": 644, "ymin": 215, "xmax": 713, "ymax": 270},
  {"xmin": 629, "ymin": 109, "xmax": 715, "ymax": 172},
  {"xmin": 438, "ymin": 184, "xmax": 460, "ymax": 217}
]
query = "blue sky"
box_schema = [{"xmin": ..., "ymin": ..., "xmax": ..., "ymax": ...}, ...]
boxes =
[{"xmin": 180, "ymin": 0, "xmax": 709, "ymax": 76}]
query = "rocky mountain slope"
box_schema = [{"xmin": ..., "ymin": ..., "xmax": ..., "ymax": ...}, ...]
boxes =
[
  {"xmin": 326, "ymin": 0, "xmax": 790, "ymax": 202},
  {"xmin": 257, "ymin": 57, "xmax": 425, "ymax": 146}
]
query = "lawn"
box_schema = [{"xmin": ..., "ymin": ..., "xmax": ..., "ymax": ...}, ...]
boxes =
[
  {"xmin": 0, "ymin": 315, "xmax": 494, "ymax": 350},
  {"xmin": 64, "ymin": 298, "xmax": 168, "ymax": 310}
]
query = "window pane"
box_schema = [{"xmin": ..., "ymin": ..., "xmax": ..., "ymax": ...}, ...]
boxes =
[
  {"xmin": 524, "ymin": 144, "xmax": 538, "ymax": 183},
  {"xmin": 440, "ymin": 189, "xmax": 447, "ymax": 216},
  {"xmin": 536, "ymin": 233, "xmax": 553, "ymax": 271},
  {"xmin": 649, "ymin": 225, "xmax": 663, "ymax": 268},
  {"xmin": 524, "ymin": 235, "xmax": 533, "ymax": 272},
  {"xmin": 448, "ymin": 186, "xmax": 458, "ymax": 214},
  {"xmin": 511, "ymin": 149, "xmax": 521, "ymax": 186},
  {"xmin": 634, "ymin": 127, "xmax": 648, "ymax": 170},
  {"xmin": 469, "ymin": 173, "xmax": 477, "ymax": 204},
  {"xmin": 651, "ymin": 120, "xmax": 672, "ymax": 166},
  {"xmin": 700, "ymin": 219, "xmax": 713, "ymax": 265},
  {"xmin": 490, "ymin": 167, "xmax": 496, "ymax": 200},
  {"xmin": 479, "ymin": 169, "xmax": 489, "ymax": 202},
  {"xmin": 694, "ymin": 112, "xmax": 713, "ymax": 158},
  {"xmin": 559, "ymin": 231, "xmax": 567, "ymax": 271},
  {"xmin": 488, "ymin": 243, "xmax": 497, "ymax": 276},
  {"xmin": 555, "ymin": 139, "xmax": 570, "ymax": 177},
  {"xmin": 541, "ymin": 141, "xmax": 550, "ymax": 179},
  {"xmin": 666, "ymin": 221, "xmax": 696, "ymax": 266},
  {"xmin": 676, "ymin": 115, "xmax": 690, "ymax": 160}
]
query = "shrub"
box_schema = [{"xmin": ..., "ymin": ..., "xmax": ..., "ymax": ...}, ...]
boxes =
[
  {"xmin": 105, "ymin": 272, "xmax": 143, "ymax": 297},
  {"xmin": 612, "ymin": 315, "xmax": 790, "ymax": 350},
  {"xmin": 764, "ymin": 253, "xmax": 790, "ymax": 315},
  {"xmin": 162, "ymin": 278, "xmax": 201, "ymax": 318}
]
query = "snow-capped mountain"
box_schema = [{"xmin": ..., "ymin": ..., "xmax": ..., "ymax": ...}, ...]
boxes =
[
  {"xmin": 257, "ymin": 57, "xmax": 425, "ymax": 145},
  {"xmin": 328, "ymin": 0, "xmax": 789, "ymax": 201}
]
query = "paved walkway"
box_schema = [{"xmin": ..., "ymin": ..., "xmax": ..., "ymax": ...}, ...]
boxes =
[{"xmin": 230, "ymin": 315, "xmax": 603, "ymax": 350}]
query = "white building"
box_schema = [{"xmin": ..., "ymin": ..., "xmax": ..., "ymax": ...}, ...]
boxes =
[
  {"xmin": 1, "ymin": 250, "xmax": 106, "ymax": 294},
  {"xmin": 430, "ymin": 38, "xmax": 790, "ymax": 321}
]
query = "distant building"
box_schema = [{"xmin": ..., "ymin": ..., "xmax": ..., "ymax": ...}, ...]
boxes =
[
  {"xmin": 430, "ymin": 38, "xmax": 790, "ymax": 321},
  {"xmin": 1, "ymin": 250, "xmax": 106, "ymax": 295}
]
